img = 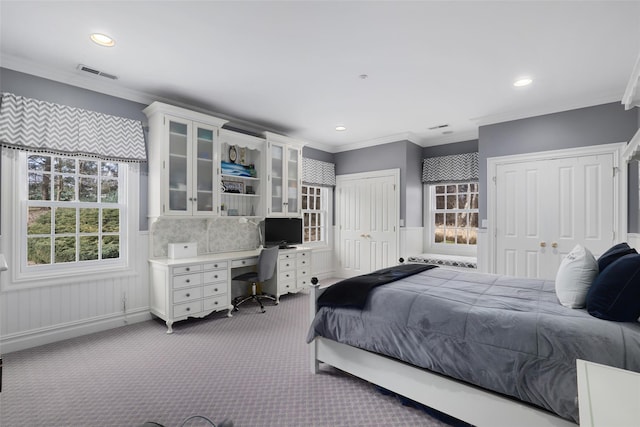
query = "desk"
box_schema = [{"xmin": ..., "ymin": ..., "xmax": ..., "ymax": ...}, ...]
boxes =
[{"xmin": 148, "ymin": 247, "xmax": 311, "ymax": 333}]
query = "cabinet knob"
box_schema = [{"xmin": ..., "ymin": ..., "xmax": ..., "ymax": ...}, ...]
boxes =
[
  {"xmin": 214, "ymin": 301, "xmax": 218, "ymax": 305},
  {"xmin": 186, "ymin": 307, "xmax": 190, "ymax": 312},
  {"xmin": 186, "ymin": 267, "xmax": 190, "ymax": 271},
  {"xmin": 214, "ymin": 288, "xmax": 218, "ymax": 292},
  {"xmin": 214, "ymin": 275, "xmax": 218, "ymax": 279},
  {"xmin": 301, "ymin": 261, "xmax": 306, "ymax": 264},
  {"xmin": 214, "ymin": 264, "xmax": 218, "ymax": 268},
  {"xmin": 186, "ymin": 293, "xmax": 190, "ymax": 297},
  {"xmin": 186, "ymin": 279, "xmax": 190, "ymax": 283}
]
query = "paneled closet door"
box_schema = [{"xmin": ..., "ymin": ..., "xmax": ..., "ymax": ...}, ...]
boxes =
[
  {"xmin": 495, "ymin": 154, "xmax": 614, "ymax": 279},
  {"xmin": 336, "ymin": 170, "xmax": 399, "ymax": 278}
]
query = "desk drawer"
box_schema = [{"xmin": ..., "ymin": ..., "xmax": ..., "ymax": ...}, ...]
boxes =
[
  {"xmin": 297, "ymin": 276, "xmax": 311, "ymax": 289},
  {"xmin": 279, "ymin": 270, "xmax": 295, "ymax": 281},
  {"xmin": 203, "ymin": 269, "xmax": 227, "ymax": 283},
  {"xmin": 280, "ymin": 280, "xmax": 295, "ymax": 293},
  {"xmin": 297, "ymin": 257, "xmax": 310, "ymax": 269},
  {"xmin": 203, "ymin": 295, "xmax": 226, "ymax": 312},
  {"xmin": 204, "ymin": 261, "xmax": 228, "ymax": 270},
  {"xmin": 231, "ymin": 257, "xmax": 257, "ymax": 268},
  {"xmin": 173, "ymin": 287, "xmax": 202, "ymax": 304},
  {"xmin": 173, "ymin": 300, "xmax": 202, "ymax": 318},
  {"xmin": 204, "ymin": 283, "xmax": 226, "ymax": 297},
  {"xmin": 173, "ymin": 264, "xmax": 202, "ymax": 275},
  {"xmin": 279, "ymin": 258, "xmax": 296, "ymax": 271},
  {"xmin": 172, "ymin": 273, "xmax": 202, "ymax": 289}
]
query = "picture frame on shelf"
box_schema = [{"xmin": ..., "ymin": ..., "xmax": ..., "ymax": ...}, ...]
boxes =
[{"xmin": 222, "ymin": 180, "xmax": 244, "ymax": 194}]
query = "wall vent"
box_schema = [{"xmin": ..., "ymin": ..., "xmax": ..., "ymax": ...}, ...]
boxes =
[
  {"xmin": 428, "ymin": 124, "xmax": 449, "ymax": 130},
  {"xmin": 77, "ymin": 64, "xmax": 118, "ymax": 80}
]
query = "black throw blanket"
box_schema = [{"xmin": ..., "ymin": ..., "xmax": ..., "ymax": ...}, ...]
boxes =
[{"xmin": 317, "ymin": 264, "xmax": 437, "ymax": 309}]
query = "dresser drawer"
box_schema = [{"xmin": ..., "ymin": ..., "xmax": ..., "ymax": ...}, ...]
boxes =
[
  {"xmin": 172, "ymin": 272, "xmax": 202, "ymax": 289},
  {"xmin": 279, "ymin": 258, "xmax": 296, "ymax": 271},
  {"xmin": 204, "ymin": 261, "xmax": 228, "ymax": 270},
  {"xmin": 279, "ymin": 270, "xmax": 295, "ymax": 281},
  {"xmin": 297, "ymin": 276, "xmax": 312, "ymax": 289},
  {"xmin": 279, "ymin": 252, "xmax": 295, "ymax": 260},
  {"xmin": 173, "ymin": 286, "xmax": 202, "ymax": 304},
  {"xmin": 231, "ymin": 257, "xmax": 257, "ymax": 268},
  {"xmin": 280, "ymin": 280, "xmax": 295, "ymax": 293},
  {"xmin": 297, "ymin": 257, "xmax": 310, "ymax": 269},
  {"xmin": 203, "ymin": 295, "xmax": 226, "ymax": 311},
  {"xmin": 203, "ymin": 269, "xmax": 228, "ymax": 283},
  {"xmin": 173, "ymin": 300, "xmax": 202, "ymax": 318},
  {"xmin": 173, "ymin": 264, "xmax": 202, "ymax": 275},
  {"xmin": 204, "ymin": 283, "xmax": 226, "ymax": 297},
  {"xmin": 298, "ymin": 267, "xmax": 310, "ymax": 278}
]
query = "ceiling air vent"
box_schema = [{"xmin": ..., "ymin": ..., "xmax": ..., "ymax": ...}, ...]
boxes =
[{"xmin": 77, "ymin": 64, "xmax": 118, "ymax": 80}]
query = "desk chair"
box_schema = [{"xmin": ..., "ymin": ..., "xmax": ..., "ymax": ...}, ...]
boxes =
[{"xmin": 232, "ymin": 246, "xmax": 279, "ymax": 313}]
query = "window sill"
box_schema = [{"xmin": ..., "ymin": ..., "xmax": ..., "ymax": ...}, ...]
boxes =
[{"xmin": 2, "ymin": 265, "xmax": 139, "ymax": 291}]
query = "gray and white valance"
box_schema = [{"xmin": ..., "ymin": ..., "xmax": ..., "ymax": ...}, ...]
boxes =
[
  {"xmin": 0, "ymin": 92, "xmax": 146, "ymax": 162},
  {"xmin": 422, "ymin": 152, "xmax": 479, "ymax": 184},
  {"xmin": 302, "ymin": 157, "xmax": 336, "ymax": 187}
]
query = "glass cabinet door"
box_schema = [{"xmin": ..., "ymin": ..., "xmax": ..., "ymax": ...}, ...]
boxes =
[
  {"xmin": 286, "ymin": 146, "xmax": 300, "ymax": 214},
  {"xmin": 270, "ymin": 144, "xmax": 284, "ymax": 214},
  {"xmin": 167, "ymin": 119, "xmax": 190, "ymax": 213},
  {"xmin": 194, "ymin": 124, "xmax": 216, "ymax": 213}
]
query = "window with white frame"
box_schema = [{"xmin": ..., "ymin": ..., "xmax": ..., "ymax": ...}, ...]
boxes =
[
  {"xmin": 302, "ymin": 184, "xmax": 329, "ymax": 245},
  {"xmin": 430, "ymin": 182, "xmax": 479, "ymax": 247},
  {"xmin": 21, "ymin": 152, "xmax": 127, "ymax": 271}
]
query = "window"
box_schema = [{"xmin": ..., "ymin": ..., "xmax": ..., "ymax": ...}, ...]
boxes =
[
  {"xmin": 430, "ymin": 182, "xmax": 479, "ymax": 248},
  {"xmin": 22, "ymin": 152, "xmax": 126, "ymax": 271},
  {"xmin": 302, "ymin": 184, "xmax": 329, "ymax": 245}
]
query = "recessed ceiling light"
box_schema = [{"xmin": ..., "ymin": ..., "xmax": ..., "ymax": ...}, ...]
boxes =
[
  {"xmin": 513, "ymin": 77, "xmax": 533, "ymax": 87},
  {"xmin": 335, "ymin": 125, "xmax": 347, "ymax": 131},
  {"xmin": 90, "ymin": 33, "xmax": 115, "ymax": 47}
]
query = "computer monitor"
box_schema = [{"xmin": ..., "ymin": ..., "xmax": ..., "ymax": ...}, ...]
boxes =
[{"xmin": 264, "ymin": 217, "xmax": 303, "ymax": 248}]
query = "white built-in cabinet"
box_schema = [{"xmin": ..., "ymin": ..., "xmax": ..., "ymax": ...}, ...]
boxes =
[
  {"xmin": 144, "ymin": 102, "xmax": 228, "ymax": 219},
  {"xmin": 219, "ymin": 129, "xmax": 265, "ymax": 217},
  {"xmin": 264, "ymin": 132, "xmax": 304, "ymax": 216}
]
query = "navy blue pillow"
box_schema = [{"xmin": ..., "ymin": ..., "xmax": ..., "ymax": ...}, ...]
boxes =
[
  {"xmin": 587, "ymin": 253, "xmax": 640, "ymax": 322},
  {"xmin": 597, "ymin": 242, "xmax": 637, "ymax": 272}
]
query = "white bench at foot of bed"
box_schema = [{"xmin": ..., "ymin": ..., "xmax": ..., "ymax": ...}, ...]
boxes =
[{"xmin": 308, "ymin": 282, "xmax": 576, "ymax": 427}]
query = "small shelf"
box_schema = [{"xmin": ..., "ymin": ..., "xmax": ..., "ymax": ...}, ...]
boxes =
[
  {"xmin": 169, "ymin": 153, "xmax": 188, "ymax": 159},
  {"xmin": 221, "ymin": 174, "xmax": 259, "ymax": 181},
  {"xmin": 221, "ymin": 193, "xmax": 260, "ymax": 198}
]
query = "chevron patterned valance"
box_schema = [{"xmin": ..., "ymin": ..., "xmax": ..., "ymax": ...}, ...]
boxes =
[
  {"xmin": 422, "ymin": 152, "xmax": 479, "ymax": 184},
  {"xmin": 0, "ymin": 92, "xmax": 146, "ymax": 162},
  {"xmin": 302, "ymin": 157, "xmax": 336, "ymax": 187}
]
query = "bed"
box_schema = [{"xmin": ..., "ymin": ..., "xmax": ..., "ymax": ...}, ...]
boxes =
[{"xmin": 306, "ymin": 265, "xmax": 640, "ymax": 427}]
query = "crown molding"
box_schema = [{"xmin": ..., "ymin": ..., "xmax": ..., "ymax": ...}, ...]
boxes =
[
  {"xmin": 471, "ymin": 91, "xmax": 623, "ymax": 126},
  {"xmin": 419, "ymin": 129, "xmax": 479, "ymax": 147},
  {"xmin": 329, "ymin": 132, "xmax": 421, "ymax": 153}
]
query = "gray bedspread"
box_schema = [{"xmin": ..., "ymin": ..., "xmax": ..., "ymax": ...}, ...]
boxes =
[{"xmin": 306, "ymin": 268, "xmax": 640, "ymax": 423}]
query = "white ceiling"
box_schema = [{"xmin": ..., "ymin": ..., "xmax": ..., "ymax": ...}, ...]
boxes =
[{"xmin": 1, "ymin": 1, "xmax": 639, "ymax": 153}]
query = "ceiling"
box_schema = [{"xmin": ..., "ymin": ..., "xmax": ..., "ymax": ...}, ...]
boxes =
[{"xmin": 1, "ymin": 1, "xmax": 639, "ymax": 153}]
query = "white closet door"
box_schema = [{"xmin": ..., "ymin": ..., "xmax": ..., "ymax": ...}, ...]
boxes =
[
  {"xmin": 495, "ymin": 153, "xmax": 615, "ymax": 280},
  {"xmin": 336, "ymin": 170, "xmax": 399, "ymax": 278}
]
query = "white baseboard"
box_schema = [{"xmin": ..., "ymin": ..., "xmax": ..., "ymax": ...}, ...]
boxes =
[{"xmin": 1, "ymin": 308, "xmax": 152, "ymax": 354}]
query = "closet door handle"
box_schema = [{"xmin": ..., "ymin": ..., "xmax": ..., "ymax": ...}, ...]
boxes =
[
  {"xmin": 551, "ymin": 242, "xmax": 558, "ymax": 249},
  {"xmin": 540, "ymin": 242, "xmax": 546, "ymax": 248}
]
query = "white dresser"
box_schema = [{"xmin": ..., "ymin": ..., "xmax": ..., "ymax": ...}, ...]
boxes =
[
  {"xmin": 150, "ymin": 255, "xmax": 237, "ymax": 333},
  {"xmin": 271, "ymin": 248, "xmax": 312, "ymax": 302}
]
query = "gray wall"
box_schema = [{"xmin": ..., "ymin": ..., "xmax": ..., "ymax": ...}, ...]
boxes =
[
  {"xmin": 478, "ymin": 102, "xmax": 639, "ymax": 225},
  {"xmin": 422, "ymin": 139, "xmax": 478, "ymax": 158},
  {"xmin": 0, "ymin": 68, "xmax": 150, "ymax": 230},
  {"xmin": 334, "ymin": 140, "xmax": 424, "ymax": 228},
  {"xmin": 303, "ymin": 146, "xmax": 335, "ymax": 163}
]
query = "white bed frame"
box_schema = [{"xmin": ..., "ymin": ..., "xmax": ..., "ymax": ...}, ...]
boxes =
[{"xmin": 308, "ymin": 282, "xmax": 576, "ymax": 427}]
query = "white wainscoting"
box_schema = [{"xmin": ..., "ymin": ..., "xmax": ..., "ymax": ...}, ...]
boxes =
[
  {"xmin": 0, "ymin": 232, "xmax": 151, "ymax": 354},
  {"xmin": 310, "ymin": 246, "xmax": 335, "ymax": 281},
  {"xmin": 400, "ymin": 226, "xmax": 424, "ymax": 262},
  {"xmin": 476, "ymin": 228, "xmax": 489, "ymax": 273},
  {"xmin": 628, "ymin": 233, "xmax": 640, "ymax": 251}
]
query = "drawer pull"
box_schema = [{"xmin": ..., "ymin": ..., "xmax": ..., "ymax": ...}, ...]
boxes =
[
  {"xmin": 214, "ymin": 263, "xmax": 218, "ymax": 268},
  {"xmin": 186, "ymin": 279, "xmax": 190, "ymax": 283},
  {"xmin": 214, "ymin": 274, "xmax": 218, "ymax": 279},
  {"xmin": 214, "ymin": 301, "xmax": 218, "ymax": 305},
  {"xmin": 286, "ymin": 285, "xmax": 290, "ymax": 288},
  {"xmin": 242, "ymin": 260, "xmax": 246, "ymax": 265},
  {"xmin": 214, "ymin": 288, "xmax": 218, "ymax": 292},
  {"xmin": 301, "ymin": 261, "xmax": 306, "ymax": 264},
  {"xmin": 186, "ymin": 307, "xmax": 191, "ymax": 312},
  {"xmin": 186, "ymin": 267, "xmax": 190, "ymax": 272},
  {"xmin": 186, "ymin": 293, "xmax": 190, "ymax": 297}
]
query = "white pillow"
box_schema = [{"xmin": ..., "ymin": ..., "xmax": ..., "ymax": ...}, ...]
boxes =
[{"xmin": 555, "ymin": 244, "xmax": 598, "ymax": 308}]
